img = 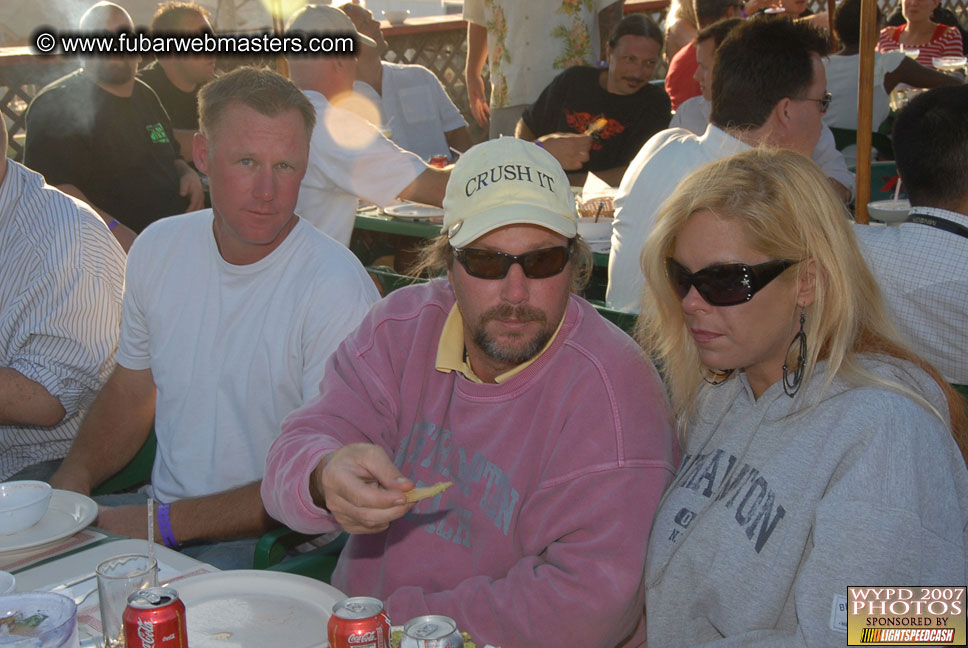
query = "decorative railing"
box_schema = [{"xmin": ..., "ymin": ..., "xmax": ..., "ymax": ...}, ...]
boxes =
[{"xmin": 3, "ymin": 0, "xmax": 966, "ymax": 158}]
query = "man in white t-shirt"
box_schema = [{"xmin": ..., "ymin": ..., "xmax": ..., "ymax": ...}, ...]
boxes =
[
  {"xmin": 670, "ymin": 18, "xmax": 855, "ymax": 202},
  {"xmin": 50, "ymin": 68, "xmax": 380, "ymax": 568},
  {"xmin": 340, "ymin": 3, "xmax": 473, "ymax": 163},
  {"xmin": 607, "ymin": 17, "xmax": 830, "ymax": 312},
  {"xmin": 286, "ymin": 5, "xmax": 450, "ymax": 247}
]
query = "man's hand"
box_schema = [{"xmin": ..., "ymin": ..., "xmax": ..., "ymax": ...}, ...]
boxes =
[
  {"xmin": 96, "ymin": 504, "xmax": 150, "ymax": 539},
  {"xmin": 312, "ymin": 443, "xmax": 413, "ymax": 534},
  {"xmin": 536, "ymin": 133, "xmax": 593, "ymax": 171},
  {"xmin": 175, "ymin": 160, "xmax": 204, "ymax": 212},
  {"xmin": 467, "ymin": 73, "xmax": 490, "ymax": 128}
]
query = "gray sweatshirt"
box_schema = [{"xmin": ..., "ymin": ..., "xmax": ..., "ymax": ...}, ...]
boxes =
[{"xmin": 645, "ymin": 355, "xmax": 968, "ymax": 647}]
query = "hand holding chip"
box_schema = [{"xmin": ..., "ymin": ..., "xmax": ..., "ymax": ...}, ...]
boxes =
[{"xmin": 312, "ymin": 443, "xmax": 414, "ymax": 534}]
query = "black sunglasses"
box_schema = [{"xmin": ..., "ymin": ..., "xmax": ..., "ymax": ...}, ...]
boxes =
[
  {"xmin": 454, "ymin": 242, "xmax": 572, "ymax": 280},
  {"xmin": 665, "ymin": 258, "xmax": 795, "ymax": 306}
]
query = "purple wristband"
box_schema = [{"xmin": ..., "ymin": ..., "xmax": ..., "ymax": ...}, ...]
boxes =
[
  {"xmin": 534, "ymin": 140, "xmax": 545, "ymax": 149},
  {"xmin": 106, "ymin": 219, "xmax": 120, "ymax": 231},
  {"xmin": 157, "ymin": 503, "xmax": 179, "ymax": 548}
]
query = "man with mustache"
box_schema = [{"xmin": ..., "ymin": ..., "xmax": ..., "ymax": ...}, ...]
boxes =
[
  {"xmin": 262, "ymin": 138, "xmax": 677, "ymax": 647},
  {"xmin": 515, "ymin": 14, "xmax": 671, "ymax": 187},
  {"xmin": 24, "ymin": 1, "xmax": 203, "ymax": 252}
]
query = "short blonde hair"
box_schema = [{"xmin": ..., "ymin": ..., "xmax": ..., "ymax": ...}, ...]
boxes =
[{"xmin": 637, "ymin": 148, "xmax": 966, "ymax": 458}]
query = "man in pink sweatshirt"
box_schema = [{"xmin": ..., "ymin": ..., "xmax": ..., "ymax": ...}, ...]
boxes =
[{"xmin": 262, "ymin": 138, "xmax": 677, "ymax": 648}]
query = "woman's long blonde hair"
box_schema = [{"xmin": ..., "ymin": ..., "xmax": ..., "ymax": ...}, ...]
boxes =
[{"xmin": 636, "ymin": 148, "xmax": 967, "ymax": 460}]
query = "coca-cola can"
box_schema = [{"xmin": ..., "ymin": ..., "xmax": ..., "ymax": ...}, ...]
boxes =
[
  {"xmin": 328, "ymin": 596, "xmax": 391, "ymax": 648},
  {"xmin": 122, "ymin": 586, "xmax": 188, "ymax": 648},
  {"xmin": 401, "ymin": 615, "xmax": 464, "ymax": 648}
]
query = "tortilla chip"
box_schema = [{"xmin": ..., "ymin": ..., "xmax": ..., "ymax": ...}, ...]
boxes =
[{"xmin": 405, "ymin": 481, "xmax": 453, "ymax": 503}]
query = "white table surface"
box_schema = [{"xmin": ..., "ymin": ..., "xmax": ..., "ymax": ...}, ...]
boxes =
[{"xmin": 12, "ymin": 537, "xmax": 217, "ymax": 646}]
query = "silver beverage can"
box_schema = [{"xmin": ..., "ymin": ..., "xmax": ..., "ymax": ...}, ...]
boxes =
[{"xmin": 401, "ymin": 615, "xmax": 464, "ymax": 648}]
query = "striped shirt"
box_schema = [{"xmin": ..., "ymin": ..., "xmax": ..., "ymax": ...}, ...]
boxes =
[
  {"xmin": 877, "ymin": 24, "xmax": 964, "ymax": 70},
  {"xmin": 1, "ymin": 159, "xmax": 125, "ymax": 480}
]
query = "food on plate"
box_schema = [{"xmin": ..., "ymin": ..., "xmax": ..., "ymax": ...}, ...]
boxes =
[{"xmin": 405, "ymin": 481, "xmax": 453, "ymax": 503}]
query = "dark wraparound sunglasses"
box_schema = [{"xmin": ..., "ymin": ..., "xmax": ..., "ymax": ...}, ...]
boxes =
[
  {"xmin": 454, "ymin": 241, "xmax": 572, "ymax": 279},
  {"xmin": 665, "ymin": 257, "xmax": 795, "ymax": 306}
]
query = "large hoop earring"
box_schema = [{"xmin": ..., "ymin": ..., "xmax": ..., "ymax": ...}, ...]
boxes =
[{"xmin": 782, "ymin": 309, "xmax": 807, "ymax": 398}]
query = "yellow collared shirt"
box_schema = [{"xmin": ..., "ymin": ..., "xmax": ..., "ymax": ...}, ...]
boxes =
[{"xmin": 435, "ymin": 304, "xmax": 564, "ymax": 383}]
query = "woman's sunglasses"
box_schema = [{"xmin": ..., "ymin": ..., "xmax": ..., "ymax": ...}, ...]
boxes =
[
  {"xmin": 665, "ymin": 257, "xmax": 795, "ymax": 306},
  {"xmin": 454, "ymin": 242, "xmax": 572, "ymax": 280}
]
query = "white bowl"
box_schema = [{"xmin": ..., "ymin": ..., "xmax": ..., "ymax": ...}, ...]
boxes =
[
  {"xmin": 577, "ymin": 216, "xmax": 614, "ymax": 243},
  {"xmin": 0, "ymin": 571, "xmax": 14, "ymax": 594},
  {"xmin": 867, "ymin": 199, "xmax": 910, "ymax": 225},
  {"xmin": 383, "ymin": 9, "xmax": 409, "ymax": 25},
  {"xmin": 0, "ymin": 480, "xmax": 53, "ymax": 535}
]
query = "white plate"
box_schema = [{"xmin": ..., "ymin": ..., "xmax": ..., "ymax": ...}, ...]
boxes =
[
  {"xmin": 0, "ymin": 490, "xmax": 96, "ymax": 554},
  {"xmin": 177, "ymin": 570, "xmax": 346, "ymax": 648},
  {"xmin": 384, "ymin": 203, "xmax": 445, "ymax": 220}
]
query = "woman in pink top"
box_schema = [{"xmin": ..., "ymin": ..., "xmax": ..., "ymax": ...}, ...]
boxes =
[{"xmin": 877, "ymin": 0, "xmax": 964, "ymax": 69}]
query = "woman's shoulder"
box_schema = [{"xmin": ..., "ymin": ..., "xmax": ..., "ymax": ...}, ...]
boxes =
[
  {"xmin": 878, "ymin": 24, "xmax": 903, "ymax": 42},
  {"xmin": 828, "ymin": 354, "xmax": 948, "ymax": 422}
]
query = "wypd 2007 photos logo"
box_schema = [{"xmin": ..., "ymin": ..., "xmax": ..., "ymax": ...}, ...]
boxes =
[{"xmin": 847, "ymin": 586, "xmax": 966, "ymax": 645}]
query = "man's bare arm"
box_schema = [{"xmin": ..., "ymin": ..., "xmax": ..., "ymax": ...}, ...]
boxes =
[
  {"xmin": 172, "ymin": 129, "xmax": 196, "ymax": 162},
  {"xmin": 514, "ymin": 118, "xmax": 536, "ymax": 141},
  {"xmin": 444, "ymin": 126, "xmax": 474, "ymax": 154},
  {"xmin": 50, "ymin": 365, "xmax": 156, "ymax": 495},
  {"xmin": 55, "ymin": 184, "xmax": 136, "ymax": 252},
  {"xmin": 398, "ymin": 167, "xmax": 449, "ymax": 207},
  {"xmin": 96, "ymin": 481, "xmax": 279, "ymax": 542},
  {"xmin": 465, "ymin": 22, "xmax": 491, "ymax": 128},
  {"xmin": 0, "ymin": 368, "xmax": 65, "ymax": 427}
]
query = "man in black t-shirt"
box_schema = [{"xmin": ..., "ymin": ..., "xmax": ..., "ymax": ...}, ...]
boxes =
[
  {"xmin": 139, "ymin": 2, "xmax": 216, "ymax": 157},
  {"xmin": 516, "ymin": 14, "xmax": 672, "ymax": 187},
  {"xmin": 24, "ymin": 1, "xmax": 203, "ymax": 251}
]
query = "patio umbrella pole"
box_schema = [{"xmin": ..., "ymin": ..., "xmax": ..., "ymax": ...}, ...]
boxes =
[
  {"xmin": 272, "ymin": 0, "xmax": 289, "ymax": 77},
  {"xmin": 854, "ymin": 0, "xmax": 879, "ymax": 224}
]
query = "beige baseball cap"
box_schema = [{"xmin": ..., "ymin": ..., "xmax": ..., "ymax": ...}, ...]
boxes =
[
  {"xmin": 286, "ymin": 4, "xmax": 377, "ymax": 48},
  {"xmin": 443, "ymin": 138, "xmax": 578, "ymax": 249}
]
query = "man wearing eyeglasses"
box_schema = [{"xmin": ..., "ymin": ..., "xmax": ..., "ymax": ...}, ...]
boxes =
[
  {"xmin": 607, "ymin": 16, "xmax": 830, "ymax": 313},
  {"xmin": 262, "ymin": 138, "xmax": 676, "ymax": 648}
]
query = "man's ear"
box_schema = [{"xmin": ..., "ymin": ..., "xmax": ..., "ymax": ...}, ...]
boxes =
[
  {"xmin": 797, "ymin": 257, "xmax": 818, "ymax": 308},
  {"xmin": 774, "ymin": 96, "xmax": 795, "ymax": 130},
  {"xmin": 193, "ymin": 132, "xmax": 209, "ymax": 175}
]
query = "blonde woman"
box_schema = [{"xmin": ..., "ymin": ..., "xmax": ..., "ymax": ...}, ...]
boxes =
[
  {"xmin": 663, "ymin": 0, "xmax": 699, "ymax": 63},
  {"xmin": 639, "ymin": 148, "xmax": 968, "ymax": 645}
]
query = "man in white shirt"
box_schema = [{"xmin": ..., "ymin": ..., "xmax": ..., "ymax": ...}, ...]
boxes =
[
  {"xmin": 287, "ymin": 5, "xmax": 450, "ymax": 247},
  {"xmin": 607, "ymin": 17, "xmax": 830, "ymax": 312},
  {"xmin": 670, "ymin": 18, "xmax": 855, "ymax": 202},
  {"xmin": 0, "ymin": 117, "xmax": 125, "ymax": 482},
  {"xmin": 854, "ymin": 86, "xmax": 968, "ymax": 385},
  {"xmin": 339, "ymin": 3, "xmax": 473, "ymax": 163},
  {"xmin": 51, "ymin": 68, "xmax": 380, "ymax": 568}
]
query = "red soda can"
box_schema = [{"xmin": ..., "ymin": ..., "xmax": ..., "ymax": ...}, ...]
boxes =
[
  {"xmin": 123, "ymin": 586, "xmax": 188, "ymax": 648},
  {"xmin": 429, "ymin": 154, "xmax": 449, "ymax": 168},
  {"xmin": 328, "ymin": 596, "xmax": 392, "ymax": 648}
]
